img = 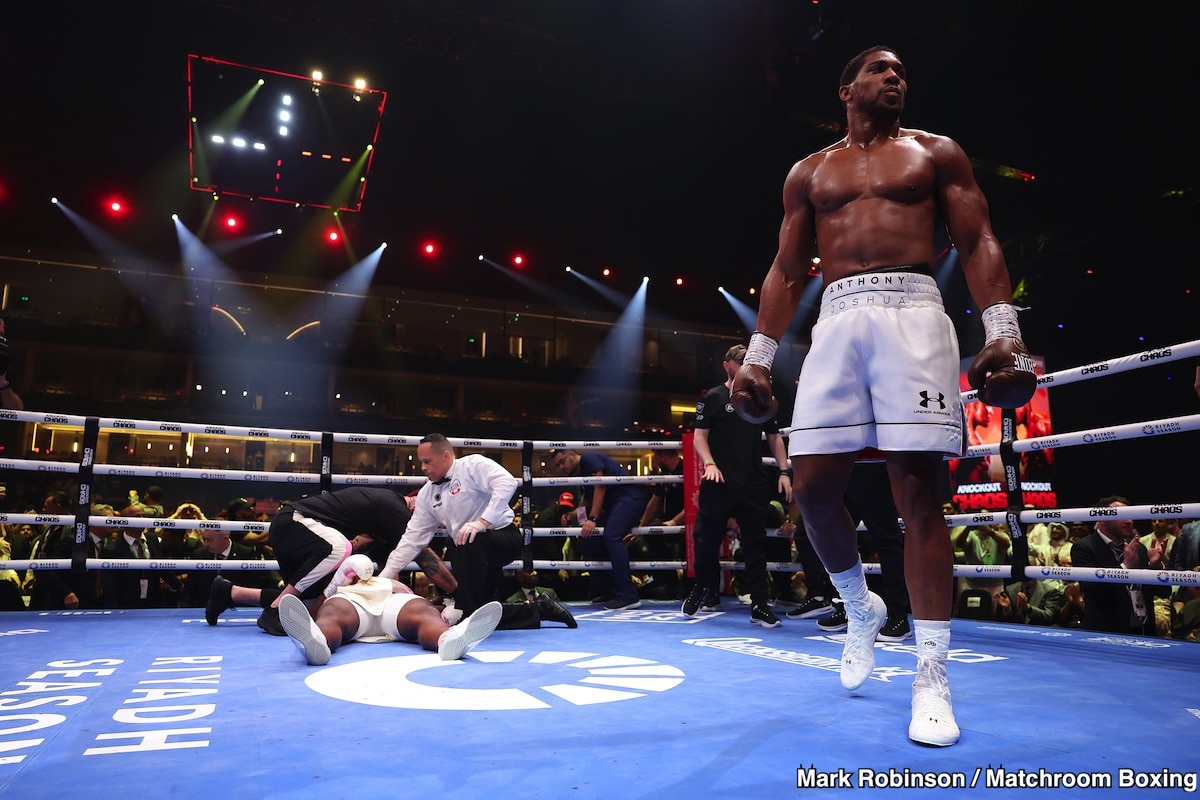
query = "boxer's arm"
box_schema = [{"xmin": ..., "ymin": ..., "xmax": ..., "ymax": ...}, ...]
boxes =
[{"xmin": 415, "ymin": 546, "xmax": 458, "ymax": 594}]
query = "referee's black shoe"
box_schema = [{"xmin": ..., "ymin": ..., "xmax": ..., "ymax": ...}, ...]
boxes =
[
  {"xmin": 206, "ymin": 576, "xmax": 233, "ymax": 626},
  {"xmin": 537, "ymin": 593, "xmax": 578, "ymax": 628}
]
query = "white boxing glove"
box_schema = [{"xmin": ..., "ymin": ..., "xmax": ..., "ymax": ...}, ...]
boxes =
[{"xmin": 324, "ymin": 554, "xmax": 375, "ymax": 598}]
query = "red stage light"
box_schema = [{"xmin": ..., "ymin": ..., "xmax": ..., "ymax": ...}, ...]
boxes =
[
  {"xmin": 103, "ymin": 195, "xmax": 129, "ymax": 218},
  {"xmin": 224, "ymin": 215, "xmax": 239, "ymax": 230},
  {"xmin": 326, "ymin": 229, "xmax": 340, "ymax": 243},
  {"xmin": 512, "ymin": 253, "xmax": 524, "ymax": 267},
  {"xmin": 421, "ymin": 240, "xmax": 438, "ymax": 257}
]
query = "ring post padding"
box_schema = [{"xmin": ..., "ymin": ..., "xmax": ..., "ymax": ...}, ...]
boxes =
[
  {"xmin": 521, "ymin": 440, "xmax": 534, "ymax": 571},
  {"xmin": 320, "ymin": 431, "xmax": 334, "ymax": 495},
  {"xmin": 682, "ymin": 431, "xmax": 698, "ymax": 579},
  {"xmin": 997, "ymin": 406, "xmax": 1028, "ymax": 581},
  {"xmin": 72, "ymin": 416, "xmax": 101, "ymax": 572}
]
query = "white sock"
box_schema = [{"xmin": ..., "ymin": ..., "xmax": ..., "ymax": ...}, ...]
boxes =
[
  {"xmin": 913, "ymin": 619, "xmax": 951, "ymax": 663},
  {"xmin": 828, "ymin": 561, "xmax": 871, "ymax": 619}
]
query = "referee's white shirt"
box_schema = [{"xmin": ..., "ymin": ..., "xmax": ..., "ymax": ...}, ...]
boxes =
[{"xmin": 379, "ymin": 454, "xmax": 518, "ymax": 579}]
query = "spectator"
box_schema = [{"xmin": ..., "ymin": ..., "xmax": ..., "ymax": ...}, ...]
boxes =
[
  {"xmin": 993, "ymin": 577, "xmax": 1065, "ymax": 626},
  {"xmin": 25, "ymin": 490, "xmax": 76, "ymax": 610},
  {"xmin": 100, "ymin": 521, "xmax": 177, "ymax": 609},
  {"xmin": 551, "ymin": 446, "xmax": 649, "ymax": 610},
  {"xmin": 226, "ymin": 497, "xmax": 271, "ymax": 555},
  {"xmin": 527, "ymin": 490, "xmax": 577, "ymax": 599},
  {"xmin": 122, "ymin": 485, "xmax": 165, "ymax": 519},
  {"xmin": 0, "ymin": 524, "xmax": 23, "ymax": 610},
  {"xmin": 186, "ymin": 526, "xmax": 282, "ymax": 617},
  {"xmin": 1047, "ymin": 522, "xmax": 1072, "ymax": 567},
  {"xmin": 4, "ymin": 520, "xmax": 35, "ymax": 562},
  {"xmin": 1069, "ymin": 495, "xmax": 1168, "ymax": 636},
  {"xmin": 1057, "ymin": 581, "xmax": 1086, "ymax": 629},
  {"xmin": 1170, "ymin": 518, "xmax": 1200, "ymax": 639},
  {"xmin": 953, "ymin": 522, "xmax": 1012, "ymax": 603},
  {"xmin": 1141, "ymin": 517, "xmax": 1180, "ymax": 636}
]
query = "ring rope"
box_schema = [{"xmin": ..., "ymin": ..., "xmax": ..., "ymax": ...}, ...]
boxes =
[
  {"xmin": 6, "ymin": 557, "xmax": 1198, "ymax": 593},
  {"xmin": 2, "ymin": 340, "xmax": 1196, "ymax": 603},
  {"xmin": 961, "ymin": 337, "xmax": 1200, "ymax": 403}
]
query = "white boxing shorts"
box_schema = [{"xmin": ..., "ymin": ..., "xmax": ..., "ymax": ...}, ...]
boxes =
[
  {"xmin": 334, "ymin": 578, "xmax": 420, "ymax": 642},
  {"xmin": 789, "ymin": 270, "xmax": 966, "ymax": 458}
]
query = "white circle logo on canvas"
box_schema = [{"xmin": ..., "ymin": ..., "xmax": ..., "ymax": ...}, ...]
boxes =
[{"xmin": 304, "ymin": 650, "xmax": 686, "ymax": 710}]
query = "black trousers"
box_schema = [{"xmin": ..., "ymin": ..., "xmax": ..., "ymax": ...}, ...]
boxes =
[
  {"xmin": 446, "ymin": 524, "xmax": 524, "ymax": 616},
  {"xmin": 843, "ymin": 461, "xmax": 911, "ymax": 616},
  {"xmin": 694, "ymin": 483, "xmax": 770, "ymax": 605}
]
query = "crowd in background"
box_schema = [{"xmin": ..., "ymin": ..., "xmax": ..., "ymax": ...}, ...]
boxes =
[{"xmin": 3, "ymin": 465, "xmax": 1199, "ymax": 643}]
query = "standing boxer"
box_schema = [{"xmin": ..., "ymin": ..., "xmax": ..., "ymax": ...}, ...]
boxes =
[{"xmin": 733, "ymin": 45, "xmax": 1035, "ymax": 746}]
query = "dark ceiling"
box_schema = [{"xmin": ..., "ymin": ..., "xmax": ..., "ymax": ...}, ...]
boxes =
[{"xmin": 2, "ymin": 1, "xmax": 1194, "ymax": 358}]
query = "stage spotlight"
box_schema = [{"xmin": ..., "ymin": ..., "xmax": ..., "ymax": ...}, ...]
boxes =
[
  {"xmin": 675, "ymin": 277, "xmax": 684, "ymax": 286},
  {"xmin": 602, "ymin": 268, "xmax": 611, "ymax": 277},
  {"xmin": 565, "ymin": 266, "xmax": 572, "ymax": 273},
  {"xmin": 512, "ymin": 253, "xmax": 525, "ymax": 267},
  {"xmin": 421, "ymin": 240, "xmax": 438, "ymax": 257},
  {"xmin": 103, "ymin": 195, "xmax": 129, "ymax": 219},
  {"xmin": 326, "ymin": 229, "xmax": 340, "ymax": 243}
]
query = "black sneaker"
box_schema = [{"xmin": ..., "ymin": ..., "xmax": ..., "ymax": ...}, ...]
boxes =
[
  {"xmin": 750, "ymin": 603, "xmax": 782, "ymax": 628},
  {"xmin": 257, "ymin": 605, "xmax": 287, "ymax": 636},
  {"xmin": 681, "ymin": 585, "xmax": 707, "ymax": 617},
  {"xmin": 785, "ymin": 595, "xmax": 833, "ymax": 620},
  {"xmin": 877, "ymin": 614, "xmax": 912, "ymax": 642},
  {"xmin": 699, "ymin": 589, "xmax": 721, "ymax": 612},
  {"xmin": 816, "ymin": 602, "xmax": 848, "ymax": 632}
]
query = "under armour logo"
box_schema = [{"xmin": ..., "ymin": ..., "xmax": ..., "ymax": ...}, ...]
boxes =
[{"xmin": 918, "ymin": 390, "xmax": 946, "ymax": 409}]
